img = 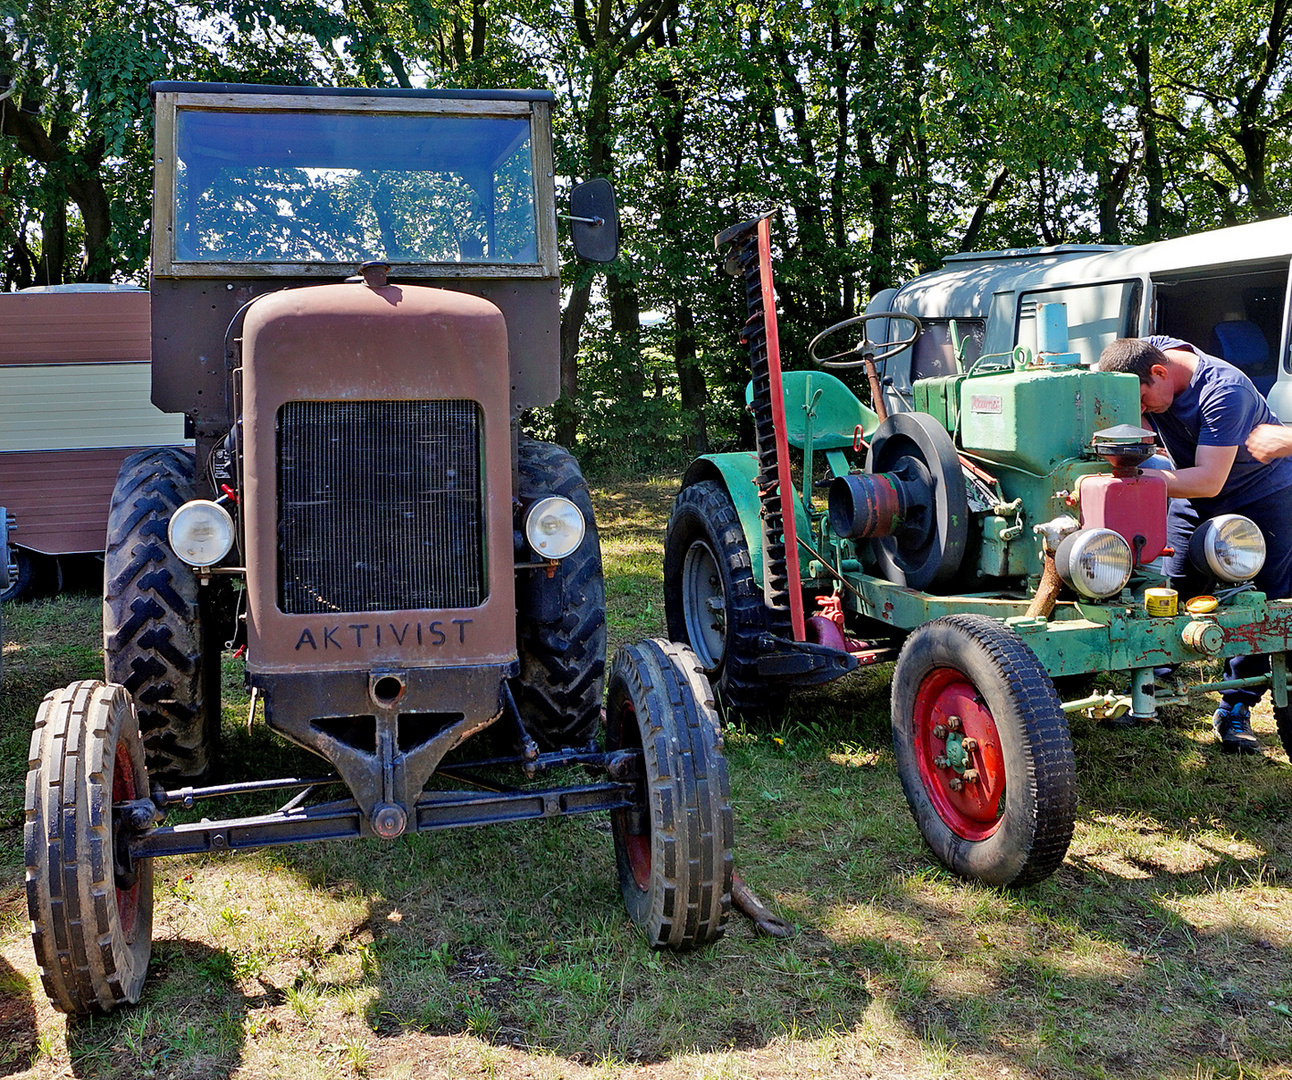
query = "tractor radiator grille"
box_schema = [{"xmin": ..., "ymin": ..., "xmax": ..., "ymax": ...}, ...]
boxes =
[{"xmin": 278, "ymin": 400, "xmax": 486, "ymax": 614}]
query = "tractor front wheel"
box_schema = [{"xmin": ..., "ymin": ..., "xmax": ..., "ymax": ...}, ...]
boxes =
[
  {"xmin": 892, "ymin": 615, "xmax": 1077, "ymax": 887},
  {"xmin": 664, "ymin": 480, "xmax": 784, "ymax": 715},
  {"xmin": 25, "ymin": 681, "xmax": 154, "ymax": 1014},
  {"xmin": 606, "ymin": 639, "xmax": 732, "ymax": 948}
]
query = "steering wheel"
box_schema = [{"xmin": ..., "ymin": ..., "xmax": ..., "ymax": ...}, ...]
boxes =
[{"xmin": 808, "ymin": 312, "xmax": 923, "ymax": 369}]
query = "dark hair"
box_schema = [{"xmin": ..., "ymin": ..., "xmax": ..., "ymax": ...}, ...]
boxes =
[{"xmin": 1097, "ymin": 338, "xmax": 1166, "ymax": 384}]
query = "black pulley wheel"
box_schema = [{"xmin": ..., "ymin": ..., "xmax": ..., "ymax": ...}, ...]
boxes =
[{"xmin": 866, "ymin": 412, "xmax": 968, "ymax": 591}]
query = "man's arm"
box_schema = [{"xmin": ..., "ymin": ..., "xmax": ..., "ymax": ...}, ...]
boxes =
[
  {"xmin": 1148, "ymin": 443, "xmax": 1239, "ymax": 498},
  {"xmin": 1247, "ymin": 423, "xmax": 1292, "ymax": 463}
]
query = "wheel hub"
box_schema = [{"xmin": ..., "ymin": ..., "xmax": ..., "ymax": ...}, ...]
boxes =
[{"xmin": 914, "ymin": 668, "xmax": 1006, "ymax": 841}]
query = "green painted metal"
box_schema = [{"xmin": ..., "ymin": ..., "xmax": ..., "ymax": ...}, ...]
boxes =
[
  {"xmin": 958, "ymin": 367, "xmax": 1140, "ymax": 474},
  {"xmin": 687, "ymin": 451, "xmax": 811, "ymax": 592},
  {"xmin": 746, "ymin": 370, "xmax": 879, "ymax": 450},
  {"xmin": 844, "ymin": 570, "xmax": 1292, "ymax": 682}
]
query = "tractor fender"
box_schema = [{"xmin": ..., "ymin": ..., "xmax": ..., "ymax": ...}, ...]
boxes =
[{"xmin": 679, "ymin": 453, "xmax": 812, "ymax": 592}]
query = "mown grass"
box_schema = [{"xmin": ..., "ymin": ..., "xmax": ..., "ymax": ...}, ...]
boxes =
[{"xmin": 1, "ymin": 472, "xmax": 1291, "ymax": 1078}]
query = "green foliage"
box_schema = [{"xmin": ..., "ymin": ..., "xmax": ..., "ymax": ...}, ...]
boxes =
[{"xmin": 4, "ymin": 0, "xmax": 1292, "ymax": 456}]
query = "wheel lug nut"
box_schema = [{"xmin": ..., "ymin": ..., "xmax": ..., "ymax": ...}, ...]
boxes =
[
  {"xmin": 961, "ymin": 737, "xmax": 978, "ymax": 752},
  {"xmin": 933, "ymin": 756, "xmax": 950, "ymax": 769},
  {"xmin": 946, "ymin": 715, "xmax": 962, "ymax": 732},
  {"xmin": 963, "ymin": 769, "xmax": 979, "ymax": 783},
  {"xmin": 948, "ymin": 777, "xmax": 964, "ymax": 792},
  {"xmin": 933, "ymin": 724, "xmax": 948, "ymax": 740}
]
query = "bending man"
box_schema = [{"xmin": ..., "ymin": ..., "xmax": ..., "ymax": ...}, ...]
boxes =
[{"xmin": 1097, "ymin": 335, "xmax": 1292, "ymax": 753}]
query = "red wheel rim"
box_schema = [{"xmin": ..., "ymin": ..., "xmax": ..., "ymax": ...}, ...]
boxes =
[
  {"xmin": 912, "ymin": 667, "xmax": 1007, "ymax": 841},
  {"xmin": 112, "ymin": 741, "xmax": 140, "ymax": 937},
  {"xmin": 610, "ymin": 698, "xmax": 651, "ymax": 892}
]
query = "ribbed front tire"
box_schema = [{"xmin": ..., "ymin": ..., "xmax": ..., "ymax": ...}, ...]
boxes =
[
  {"xmin": 606, "ymin": 639, "xmax": 732, "ymax": 948},
  {"xmin": 25, "ymin": 681, "xmax": 154, "ymax": 1014}
]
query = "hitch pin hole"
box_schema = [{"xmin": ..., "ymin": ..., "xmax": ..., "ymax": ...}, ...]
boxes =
[{"xmin": 371, "ymin": 674, "xmax": 406, "ymax": 708}]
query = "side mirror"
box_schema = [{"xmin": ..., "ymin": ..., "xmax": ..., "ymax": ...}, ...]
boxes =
[{"xmin": 569, "ymin": 178, "xmax": 619, "ymax": 264}]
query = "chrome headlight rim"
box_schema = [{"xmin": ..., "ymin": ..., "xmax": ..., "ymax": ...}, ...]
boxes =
[
  {"xmin": 523, "ymin": 495, "xmax": 586, "ymax": 560},
  {"xmin": 1189, "ymin": 513, "xmax": 1266, "ymax": 583},
  {"xmin": 167, "ymin": 499, "xmax": 236, "ymax": 568},
  {"xmin": 1054, "ymin": 527, "xmax": 1134, "ymax": 599}
]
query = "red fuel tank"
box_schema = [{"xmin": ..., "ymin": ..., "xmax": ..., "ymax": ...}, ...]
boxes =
[{"xmin": 1078, "ymin": 471, "xmax": 1168, "ymax": 564}]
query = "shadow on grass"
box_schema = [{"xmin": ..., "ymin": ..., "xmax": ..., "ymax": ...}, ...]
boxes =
[
  {"xmin": 60, "ymin": 941, "xmax": 246, "ymax": 1079},
  {"xmin": 0, "ymin": 955, "xmax": 37, "ymax": 1076}
]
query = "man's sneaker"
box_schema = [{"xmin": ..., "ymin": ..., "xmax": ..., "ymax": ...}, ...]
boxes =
[{"xmin": 1212, "ymin": 702, "xmax": 1260, "ymax": 754}]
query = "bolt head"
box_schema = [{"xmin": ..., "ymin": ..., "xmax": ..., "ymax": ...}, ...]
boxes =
[
  {"xmin": 933, "ymin": 756, "xmax": 950, "ymax": 770},
  {"xmin": 961, "ymin": 737, "xmax": 978, "ymax": 753},
  {"xmin": 963, "ymin": 768, "xmax": 980, "ymax": 783},
  {"xmin": 946, "ymin": 715, "xmax": 963, "ymax": 732},
  {"xmin": 948, "ymin": 777, "xmax": 964, "ymax": 792},
  {"xmin": 932, "ymin": 724, "xmax": 948, "ymax": 740},
  {"xmin": 372, "ymin": 803, "xmax": 408, "ymax": 839}
]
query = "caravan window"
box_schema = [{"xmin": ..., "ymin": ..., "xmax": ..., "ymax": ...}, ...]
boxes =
[{"xmin": 1016, "ymin": 280, "xmax": 1143, "ymax": 365}]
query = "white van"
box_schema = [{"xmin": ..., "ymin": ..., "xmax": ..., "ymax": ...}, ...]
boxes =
[{"xmin": 870, "ymin": 216, "xmax": 1292, "ymax": 419}]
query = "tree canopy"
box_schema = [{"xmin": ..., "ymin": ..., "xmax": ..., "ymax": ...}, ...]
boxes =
[{"xmin": 3, "ymin": 0, "xmax": 1289, "ymax": 467}]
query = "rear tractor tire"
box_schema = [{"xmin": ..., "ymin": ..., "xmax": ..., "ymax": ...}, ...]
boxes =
[
  {"xmin": 605, "ymin": 639, "xmax": 732, "ymax": 948},
  {"xmin": 103, "ymin": 447, "xmax": 224, "ymax": 781},
  {"xmin": 512, "ymin": 439, "xmax": 607, "ymax": 750},
  {"xmin": 891, "ymin": 614, "xmax": 1077, "ymax": 887},
  {"xmin": 25, "ymin": 681, "xmax": 154, "ymax": 1014},
  {"xmin": 663, "ymin": 480, "xmax": 785, "ymax": 716}
]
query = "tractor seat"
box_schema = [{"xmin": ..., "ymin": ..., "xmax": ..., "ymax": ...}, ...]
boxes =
[
  {"xmin": 1212, "ymin": 320, "xmax": 1275, "ymax": 396},
  {"xmin": 745, "ymin": 369, "xmax": 880, "ymax": 450}
]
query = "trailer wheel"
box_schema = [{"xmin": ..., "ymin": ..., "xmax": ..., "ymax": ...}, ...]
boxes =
[
  {"xmin": 892, "ymin": 615, "xmax": 1077, "ymax": 887},
  {"xmin": 0, "ymin": 548, "xmax": 60, "ymax": 602},
  {"xmin": 513, "ymin": 439, "xmax": 606, "ymax": 749},
  {"xmin": 606, "ymin": 639, "xmax": 732, "ymax": 948},
  {"xmin": 103, "ymin": 447, "xmax": 221, "ymax": 781},
  {"xmin": 664, "ymin": 480, "xmax": 785, "ymax": 714},
  {"xmin": 25, "ymin": 681, "xmax": 154, "ymax": 1014}
]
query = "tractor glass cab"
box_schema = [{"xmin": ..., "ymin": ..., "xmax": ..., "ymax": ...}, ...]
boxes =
[{"xmin": 172, "ymin": 108, "xmax": 538, "ymax": 267}]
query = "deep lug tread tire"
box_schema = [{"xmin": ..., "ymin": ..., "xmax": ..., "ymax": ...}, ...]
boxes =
[
  {"xmin": 25, "ymin": 681, "xmax": 154, "ymax": 1014},
  {"xmin": 606, "ymin": 639, "xmax": 733, "ymax": 948},
  {"xmin": 103, "ymin": 447, "xmax": 221, "ymax": 781},
  {"xmin": 892, "ymin": 614, "xmax": 1077, "ymax": 887},
  {"xmin": 513, "ymin": 438, "xmax": 607, "ymax": 749},
  {"xmin": 663, "ymin": 480, "xmax": 784, "ymax": 715}
]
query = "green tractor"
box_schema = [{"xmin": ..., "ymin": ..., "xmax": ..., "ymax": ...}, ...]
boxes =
[{"xmin": 664, "ymin": 214, "xmax": 1292, "ymax": 887}]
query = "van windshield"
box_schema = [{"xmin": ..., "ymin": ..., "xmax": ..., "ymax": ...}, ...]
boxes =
[{"xmin": 173, "ymin": 109, "xmax": 538, "ymax": 266}]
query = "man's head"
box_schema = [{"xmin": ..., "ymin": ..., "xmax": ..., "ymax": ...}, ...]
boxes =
[{"xmin": 1098, "ymin": 338, "xmax": 1175, "ymax": 413}]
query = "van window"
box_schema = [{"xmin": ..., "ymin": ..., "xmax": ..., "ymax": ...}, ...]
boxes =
[
  {"xmin": 911, "ymin": 319, "xmax": 984, "ymax": 380},
  {"xmin": 1016, "ymin": 280, "xmax": 1142, "ymax": 365},
  {"xmin": 1153, "ymin": 265, "xmax": 1287, "ymax": 395}
]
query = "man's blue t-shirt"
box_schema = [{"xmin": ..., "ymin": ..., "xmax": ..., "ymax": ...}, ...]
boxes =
[{"xmin": 1144, "ymin": 335, "xmax": 1292, "ymax": 513}]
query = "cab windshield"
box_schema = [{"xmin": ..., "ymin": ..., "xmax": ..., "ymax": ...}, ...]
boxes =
[{"xmin": 173, "ymin": 109, "xmax": 538, "ymax": 266}]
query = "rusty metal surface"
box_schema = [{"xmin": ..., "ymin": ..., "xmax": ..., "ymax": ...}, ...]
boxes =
[
  {"xmin": 151, "ymin": 277, "xmax": 560, "ymax": 429},
  {"xmin": 248, "ymin": 663, "xmax": 518, "ymax": 827},
  {"xmin": 240, "ymin": 281, "xmax": 517, "ymax": 675}
]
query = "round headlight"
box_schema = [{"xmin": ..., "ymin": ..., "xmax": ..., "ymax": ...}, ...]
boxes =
[
  {"xmin": 1054, "ymin": 528, "xmax": 1134, "ymax": 599},
  {"xmin": 524, "ymin": 496, "xmax": 585, "ymax": 560},
  {"xmin": 167, "ymin": 500, "xmax": 235, "ymax": 567},
  {"xmin": 1189, "ymin": 513, "xmax": 1265, "ymax": 583}
]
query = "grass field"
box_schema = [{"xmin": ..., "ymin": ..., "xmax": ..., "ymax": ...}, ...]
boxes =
[{"xmin": 2, "ymin": 474, "xmax": 1292, "ymax": 1079}]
